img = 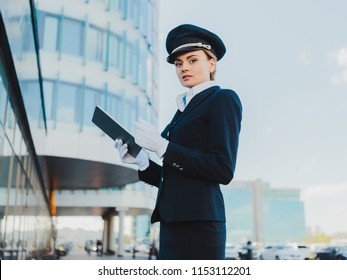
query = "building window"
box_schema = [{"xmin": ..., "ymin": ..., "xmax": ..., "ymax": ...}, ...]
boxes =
[
  {"xmin": 56, "ymin": 83, "xmax": 81, "ymax": 123},
  {"xmin": 88, "ymin": 25, "xmax": 106, "ymax": 63},
  {"xmin": 127, "ymin": 0, "xmax": 140, "ymax": 28},
  {"xmin": 139, "ymin": 0, "xmax": 149, "ymax": 37},
  {"xmin": 126, "ymin": 99, "xmax": 137, "ymax": 131},
  {"xmin": 22, "ymin": 14, "xmax": 35, "ymax": 52},
  {"xmin": 43, "ymin": 81, "xmax": 54, "ymax": 121},
  {"xmin": 0, "ymin": 76, "xmax": 8, "ymax": 124},
  {"xmin": 126, "ymin": 41, "xmax": 138, "ymax": 84},
  {"xmin": 83, "ymin": 87, "xmax": 104, "ymax": 127},
  {"xmin": 138, "ymin": 50, "xmax": 147, "ymax": 91},
  {"xmin": 108, "ymin": 0, "xmax": 121, "ymax": 12},
  {"xmin": 41, "ymin": 15, "xmax": 59, "ymax": 52},
  {"xmin": 107, "ymin": 94, "xmax": 122, "ymax": 124},
  {"xmin": 61, "ymin": 18, "xmax": 84, "ymax": 56},
  {"xmin": 108, "ymin": 33, "xmax": 122, "ymax": 69},
  {"xmin": 22, "ymin": 82, "xmax": 41, "ymax": 121}
]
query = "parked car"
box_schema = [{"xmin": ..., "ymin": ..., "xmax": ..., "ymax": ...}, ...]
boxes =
[
  {"xmin": 335, "ymin": 247, "xmax": 347, "ymax": 260},
  {"xmin": 225, "ymin": 244, "xmax": 240, "ymax": 260},
  {"xmin": 55, "ymin": 244, "xmax": 69, "ymax": 258},
  {"xmin": 259, "ymin": 245, "xmax": 302, "ymax": 260},
  {"xmin": 238, "ymin": 244, "xmax": 259, "ymax": 260},
  {"xmin": 84, "ymin": 240, "xmax": 96, "ymax": 255},
  {"xmin": 287, "ymin": 243, "xmax": 312, "ymax": 260},
  {"xmin": 314, "ymin": 246, "xmax": 341, "ymax": 260}
]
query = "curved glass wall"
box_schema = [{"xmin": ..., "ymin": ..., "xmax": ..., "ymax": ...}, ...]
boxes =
[
  {"xmin": 0, "ymin": 0, "xmax": 54, "ymax": 259},
  {"xmin": 1, "ymin": 0, "xmax": 159, "ymax": 258},
  {"xmin": 34, "ymin": 0, "xmax": 158, "ymax": 134},
  {"xmin": 0, "ymin": 43, "xmax": 51, "ymax": 261}
]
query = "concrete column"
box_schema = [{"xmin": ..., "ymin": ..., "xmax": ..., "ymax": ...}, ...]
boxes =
[
  {"xmin": 102, "ymin": 218, "xmax": 108, "ymax": 254},
  {"xmin": 116, "ymin": 207, "xmax": 128, "ymax": 257},
  {"xmin": 108, "ymin": 215, "xmax": 115, "ymax": 254}
]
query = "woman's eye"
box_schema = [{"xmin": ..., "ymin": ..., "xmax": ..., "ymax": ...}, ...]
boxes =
[
  {"xmin": 189, "ymin": 59, "xmax": 197, "ymax": 64},
  {"xmin": 174, "ymin": 62, "xmax": 181, "ymax": 67}
]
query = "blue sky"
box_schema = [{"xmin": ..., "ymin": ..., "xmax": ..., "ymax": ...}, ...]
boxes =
[{"xmin": 157, "ymin": 0, "xmax": 347, "ymax": 234}]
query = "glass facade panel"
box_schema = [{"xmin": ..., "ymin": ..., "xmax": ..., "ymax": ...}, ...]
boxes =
[
  {"xmin": 83, "ymin": 87, "xmax": 104, "ymax": 127},
  {"xmin": 109, "ymin": 0, "xmax": 121, "ymax": 12},
  {"xmin": 56, "ymin": 83, "xmax": 81, "ymax": 123},
  {"xmin": 0, "ymin": 76, "xmax": 8, "ymax": 124},
  {"xmin": 126, "ymin": 41, "xmax": 138, "ymax": 83},
  {"xmin": 88, "ymin": 26, "xmax": 106, "ymax": 63},
  {"xmin": 138, "ymin": 50, "xmax": 147, "ymax": 90},
  {"xmin": 21, "ymin": 14, "xmax": 35, "ymax": 52},
  {"xmin": 126, "ymin": 99, "xmax": 137, "ymax": 131},
  {"xmin": 223, "ymin": 188, "xmax": 254, "ymax": 243},
  {"xmin": 262, "ymin": 190, "xmax": 306, "ymax": 243},
  {"xmin": 42, "ymin": 15, "xmax": 59, "ymax": 52},
  {"xmin": 107, "ymin": 94, "xmax": 122, "ymax": 124},
  {"xmin": 61, "ymin": 18, "xmax": 84, "ymax": 56},
  {"xmin": 43, "ymin": 81, "xmax": 54, "ymax": 121},
  {"xmin": 127, "ymin": 0, "xmax": 140, "ymax": 28},
  {"xmin": 22, "ymin": 82, "xmax": 41, "ymax": 121},
  {"xmin": 109, "ymin": 33, "xmax": 121, "ymax": 69}
]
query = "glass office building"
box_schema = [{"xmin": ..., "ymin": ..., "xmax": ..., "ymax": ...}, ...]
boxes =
[
  {"xmin": 222, "ymin": 180, "xmax": 307, "ymax": 244},
  {"xmin": 0, "ymin": 0, "xmax": 52, "ymax": 260},
  {"xmin": 0, "ymin": 0, "xmax": 159, "ymax": 259}
]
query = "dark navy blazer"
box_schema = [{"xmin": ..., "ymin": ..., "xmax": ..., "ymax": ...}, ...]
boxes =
[{"xmin": 138, "ymin": 86, "xmax": 242, "ymax": 224}]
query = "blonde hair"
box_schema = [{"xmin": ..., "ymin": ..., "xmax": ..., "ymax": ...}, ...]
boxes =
[{"xmin": 204, "ymin": 50, "xmax": 217, "ymax": 80}]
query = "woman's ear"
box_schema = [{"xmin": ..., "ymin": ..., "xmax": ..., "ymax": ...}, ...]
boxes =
[{"xmin": 210, "ymin": 59, "xmax": 216, "ymax": 72}]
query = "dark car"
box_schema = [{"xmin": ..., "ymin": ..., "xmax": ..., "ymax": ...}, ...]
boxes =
[
  {"xmin": 335, "ymin": 247, "xmax": 347, "ymax": 260},
  {"xmin": 55, "ymin": 243, "xmax": 72, "ymax": 258},
  {"xmin": 315, "ymin": 246, "xmax": 341, "ymax": 260}
]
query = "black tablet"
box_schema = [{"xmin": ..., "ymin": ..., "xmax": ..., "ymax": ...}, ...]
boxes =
[{"xmin": 92, "ymin": 106, "xmax": 141, "ymax": 157}]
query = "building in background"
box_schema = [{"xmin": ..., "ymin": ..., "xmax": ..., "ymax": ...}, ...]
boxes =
[
  {"xmin": 222, "ymin": 180, "xmax": 307, "ymax": 245},
  {"xmin": 0, "ymin": 0, "xmax": 159, "ymax": 259}
]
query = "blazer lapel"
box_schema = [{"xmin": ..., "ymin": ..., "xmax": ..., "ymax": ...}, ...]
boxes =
[
  {"xmin": 171, "ymin": 86, "xmax": 220, "ymax": 128},
  {"xmin": 161, "ymin": 86, "xmax": 220, "ymax": 139}
]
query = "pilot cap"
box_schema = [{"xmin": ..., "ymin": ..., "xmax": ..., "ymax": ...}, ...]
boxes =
[{"xmin": 166, "ymin": 24, "xmax": 226, "ymax": 64}]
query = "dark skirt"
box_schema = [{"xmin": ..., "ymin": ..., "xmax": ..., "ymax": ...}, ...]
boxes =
[{"xmin": 159, "ymin": 221, "xmax": 226, "ymax": 260}]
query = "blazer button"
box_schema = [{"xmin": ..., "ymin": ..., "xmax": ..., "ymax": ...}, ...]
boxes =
[
  {"xmin": 179, "ymin": 168, "xmax": 183, "ymax": 171},
  {"xmin": 172, "ymin": 163, "xmax": 177, "ymax": 167}
]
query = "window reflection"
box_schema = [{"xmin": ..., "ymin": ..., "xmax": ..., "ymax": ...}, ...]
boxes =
[
  {"xmin": 56, "ymin": 83, "xmax": 81, "ymax": 123},
  {"xmin": 88, "ymin": 26, "xmax": 106, "ymax": 63},
  {"xmin": 43, "ymin": 81, "xmax": 54, "ymax": 121},
  {"xmin": 22, "ymin": 82, "xmax": 41, "ymax": 121},
  {"xmin": 0, "ymin": 76, "xmax": 8, "ymax": 124},
  {"xmin": 61, "ymin": 18, "xmax": 84, "ymax": 56},
  {"xmin": 109, "ymin": 33, "xmax": 122, "ymax": 69},
  {"xmin": 42, "ymin": 15, "xmax": 59, "ymax": 52},
  {"xmin": 127, "ymin": 42, "xmax": 137, "ymax": 83},
  {"xmin": 108, "ymin": 94, "xmax": 122, "ymax": 124},
  {"xmin": 83, "ymin": 88, "xmax": 104, "ymax": 127}
]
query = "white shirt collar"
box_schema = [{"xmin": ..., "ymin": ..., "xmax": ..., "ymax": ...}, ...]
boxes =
[{"xmin": 176, "ymin": 81, "xmax": 217, "ymax": 112}]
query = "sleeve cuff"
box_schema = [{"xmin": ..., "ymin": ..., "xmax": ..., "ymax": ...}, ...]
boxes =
[
  {"xmin": 156, "ymin": 139, "xmax": 169, "ymax": 159},
  {"xmin": 138, "ymin": 157, "xmax": 150, "ymax": 171}
]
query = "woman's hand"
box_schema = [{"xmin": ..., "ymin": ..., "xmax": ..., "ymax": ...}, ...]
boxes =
[
  {"xmin": 134, "ymin": 119, "xmax": 169, "ymax": 158},
  {"xmin": 114, "ymin": 139, "xmax": 149, "ymax": 171}
]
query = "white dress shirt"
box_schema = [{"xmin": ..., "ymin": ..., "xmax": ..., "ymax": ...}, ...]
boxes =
[{"xmin": 176, "ymin": 80, "xmax": 217, "ymax": 112}]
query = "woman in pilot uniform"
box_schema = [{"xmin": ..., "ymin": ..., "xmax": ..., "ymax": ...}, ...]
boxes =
[{"xmin": 114, "ymin": 24, "xmax": 242, "ymax": 260}]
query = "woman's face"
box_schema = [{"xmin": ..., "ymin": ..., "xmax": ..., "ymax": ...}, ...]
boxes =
[{"xmin": 174, "ymin": 50, "xmax": 216, "ymax": 88}]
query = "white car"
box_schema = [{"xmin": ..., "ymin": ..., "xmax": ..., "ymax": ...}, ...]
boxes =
[
  {"xmin": 259, "ymin": 245, "xmax": 302, "ymax": 260},
  {"xmin": 287, "ymin": 243, "xmax": 312, "ymax": 260},
  {"xmin": 225, "ymin": 244, "xmax": 240, "ymax": 259}
]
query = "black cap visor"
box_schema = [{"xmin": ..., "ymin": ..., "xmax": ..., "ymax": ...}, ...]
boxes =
[{"xmin": 166, "ymin": 46, "xmax": 216, "ymax": 64}]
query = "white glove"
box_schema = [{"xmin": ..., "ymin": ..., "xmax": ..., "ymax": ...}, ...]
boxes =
[
  {"xmin": 134, "ymin": 119, "xmax": 169, "ymax": 158},
  {"xmin": 114, "ymin": 139, "xmax": 149, "ymax": 171}
]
